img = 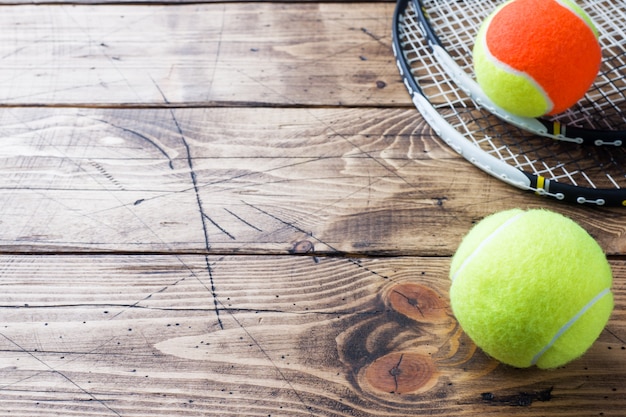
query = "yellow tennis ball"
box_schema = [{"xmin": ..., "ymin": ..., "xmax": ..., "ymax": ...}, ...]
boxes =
[
  {"xmin": 473, "ymin": 0, "xmax": 601, "ymax": 117},
  {"xmin": 449, "ymin": 209, "xmax": 613, "ymax": 369}
]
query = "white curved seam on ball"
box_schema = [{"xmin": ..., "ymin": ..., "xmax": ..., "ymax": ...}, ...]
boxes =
[
  {"xmin": 480, "ymin": 20, "xmax": 554, "ymax": 114},
  {"xmin": 530, "ymin": 287, "xmax": 611, "ymax": 366},
  {"xmin": 451, "ymin": 211, "xmax": 528, "ymax": 283},
  {"xmin": 553, "ymin": 0, "xmax": 598, "ymax": 38}
]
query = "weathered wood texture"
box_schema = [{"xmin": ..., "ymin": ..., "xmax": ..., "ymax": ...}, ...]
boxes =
[
  {"xmin": 1, "ymin": 254, "xmax": 625, "ymax": 416},
  {"xmin": 0, "ymin": 3, "xmax": 400, "ymax": 106},
  {"xmin": 0, "ymin": 0, "xmax": 396, "ymax": 3},
  {"xmin": 1, "ymin": 1, "xmax": 625, "ymax": 416},
  {"xmin": 2, "ymin": 107, "xmax": 625, "ymax": 256}
]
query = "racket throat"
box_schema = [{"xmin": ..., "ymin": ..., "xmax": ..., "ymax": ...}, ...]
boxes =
[{"xmin": 533, "ymin": 175, "xmax": 563, "ymax": 200}]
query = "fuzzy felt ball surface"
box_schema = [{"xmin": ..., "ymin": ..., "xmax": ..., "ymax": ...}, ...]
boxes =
[
  {"xmin": 473, "ymin": 0, "xmax": 601, "ymax": 117},
  {"xmin": 449, "ymin": 209, "xmax": 613, "ymax": 369}
]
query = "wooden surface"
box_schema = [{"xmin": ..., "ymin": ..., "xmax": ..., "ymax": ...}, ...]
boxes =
[{"xmin": 1, "ymin": 1, "xmax": 625, "ymax": 416}]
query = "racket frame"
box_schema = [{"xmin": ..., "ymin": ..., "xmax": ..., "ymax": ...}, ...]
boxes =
[{"xmin": 392, "ymin": 0, "xmax": 626, "ymax": 206}]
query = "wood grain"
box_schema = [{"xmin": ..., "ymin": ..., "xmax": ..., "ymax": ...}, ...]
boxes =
[
  {"xmin": 1, "ymin": 254, "xmax": 625, "ymax": 416},
  {"xmin": 2, "ymin": 107, "xmax": 626, "ymax": 256},
  {"xmin": 1, "ymin": 0, "xmax": 626, "ymax": 415},
  {"xmin": 0, "ymin": 0, "xmax": 396, "ymax": 3},
  {"xmin": 0, "ymin": 3, "xmax": 401, "ymax": 107}
]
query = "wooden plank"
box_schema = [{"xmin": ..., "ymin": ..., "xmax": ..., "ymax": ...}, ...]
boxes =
[
  {"xmin": 1, "ymin": 1, "xmax": 623, "ymax": 416},
  {"xmin": 0, "ymin": 3, "xmax": 403, "ymax": 106},
  {"xmin": 2, "ymin": 107, "xmax": 625, "ymax": 256},
  {"xmin": 0, "ymin": 254, "xmax": 624, "ymax": 416},
  {"xmin": 0, "ymin": 0, "xmax": 396, "ymax": 4}
]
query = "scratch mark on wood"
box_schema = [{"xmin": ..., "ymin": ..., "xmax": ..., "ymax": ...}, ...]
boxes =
[
  {"xmin": 230, "ymin": 66, "xmax": 416, "ymax": 192},
  {"xmin": 211, "ymin": 44, "xmax": 465, "ymax": 223},
  {"xmin": 82, "ymin": 115, "xmax": 174, "ymax": 170},
  {"xmin": 215, "ymin": 300, "xmax": 315, "ymax": 416},
  {"xmin": 205, "ymin": 4, "xmax": 226, "ymax": 103},
  {"xmin": 224, "ymin": 208, "xmax": 262, "ymax": 232},
  {"xmin": 243, "ymin": 200, "xmax": 326, "ymax": 246},
  {"xmin": 360, "ymin": 27, "xmax": 388, "ymax": 48},
  {"xmin": 60, "ymin": 6, "xmax": 143, "ymax": 101},
  {"xmin": 360, "ymin": 27, "xmax": 378, "ymax": 40},
  {"xmin": 606, "ymin": 327, "xmax": 626, "ymax": 345},
  {"xmin": 0, "ymin": 302, "xmax": 217, "ymax": 312},
  {"xmin": 352, "ymin": 258, "xmax": 390, "ymax": 280},
  {"xmin": 153, "ymin": 81, "xmax": 223, "ymax": 330},
  {"xmin": 84, "ymin": 155, "xmax": 330, "ymax": 215},
  {"xmin": 203, "ymin": 213, "xmax": 235, "ymax": 240},
  {"xmin": 181, "ymin": 136, "xmax": 223, "ymax": 330},
  {"xmin": 242, "ymin": 200, "xmax": 389, "ymax": 279},
  {"xmin": 0, "ymin": 332, "xmax": 122, "ymax": 416},
  {"xmin": 109, "ymin": 276, "xmax": 187, "ymax": 320},
  {"xmin": 89, "ymin": 160, "xmax": 126, "ymax": 190},
  {"xmin": 481, "ymin": 386, "xmax": 553, "ymax": 407}
]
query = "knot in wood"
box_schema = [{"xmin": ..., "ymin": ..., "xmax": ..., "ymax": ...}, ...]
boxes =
[
  {"xmin": 386, "ymin": 283, "xmax": 448, "ymax": 323},
  {"xmin": 363, "ymin": 352, "xmax": 437, "ymax": 395},
  {"xmin": 290, "ymin": 240, "xmax": 314, "ymax": 254}
]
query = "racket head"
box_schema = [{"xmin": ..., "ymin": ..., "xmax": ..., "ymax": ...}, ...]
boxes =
[
  {"xmin": 412, "ymin": 0, "xmax": 626, "ymax": 146},
  {"xmin": 392, "ymin": 0, "xmax": 626, "ymax": 207}
]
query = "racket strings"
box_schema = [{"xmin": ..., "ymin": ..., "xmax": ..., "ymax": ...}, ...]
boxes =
[
  {"xmin": 401, "ymin": 12, "xmax": 468, "ymax": 109},
  {"xmin": 585, "ymin": 54, "xmax": 626, "ymax": 130},
  {"xmin": 572, "ymin": 39, "xmax": 626, "ymax": 131},
  {"xmin": 420, "ymin": 0, "xmax": 626, "ymax": 134},
  {"xmin": 398, "ymin": 0, "xmax": 626, "ymax": 192},
  {"xmin": 425, "ymin": 2, "xmax": 478, "ymax": 72}
]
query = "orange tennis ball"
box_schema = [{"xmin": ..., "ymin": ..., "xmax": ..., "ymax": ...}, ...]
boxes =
[{"xmin": 473, "ymin": 0, "xmax": 601, "ymax": 118}]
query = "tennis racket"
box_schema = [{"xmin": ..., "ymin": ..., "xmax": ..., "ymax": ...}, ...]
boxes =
[
  {"xmin": 392, "ymin": 0, "xmax": 626, "ymax": 206},
  {"xmin": 411, "ymin": 0, "xmax": 626, "ymax": 146}
]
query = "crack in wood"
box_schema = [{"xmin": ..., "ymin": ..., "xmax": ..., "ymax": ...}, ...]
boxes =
[
  {"xmin": 389, "ymin": 353, "xmax": 404, "ymax": 393},
  {"xmin": 203, "ymin": 213, "xmax": 235, "ymax": 241},
  {"xmin": 481, "ymin": 387, "xmax": 554, "ymax": 407},
  {"xmin": 153, "ymin": 82, "xmax": 223, "ymax": 330},
  {"xmin": 392, "ymin": 289, "xmax": 424, "ymax": 317}
]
